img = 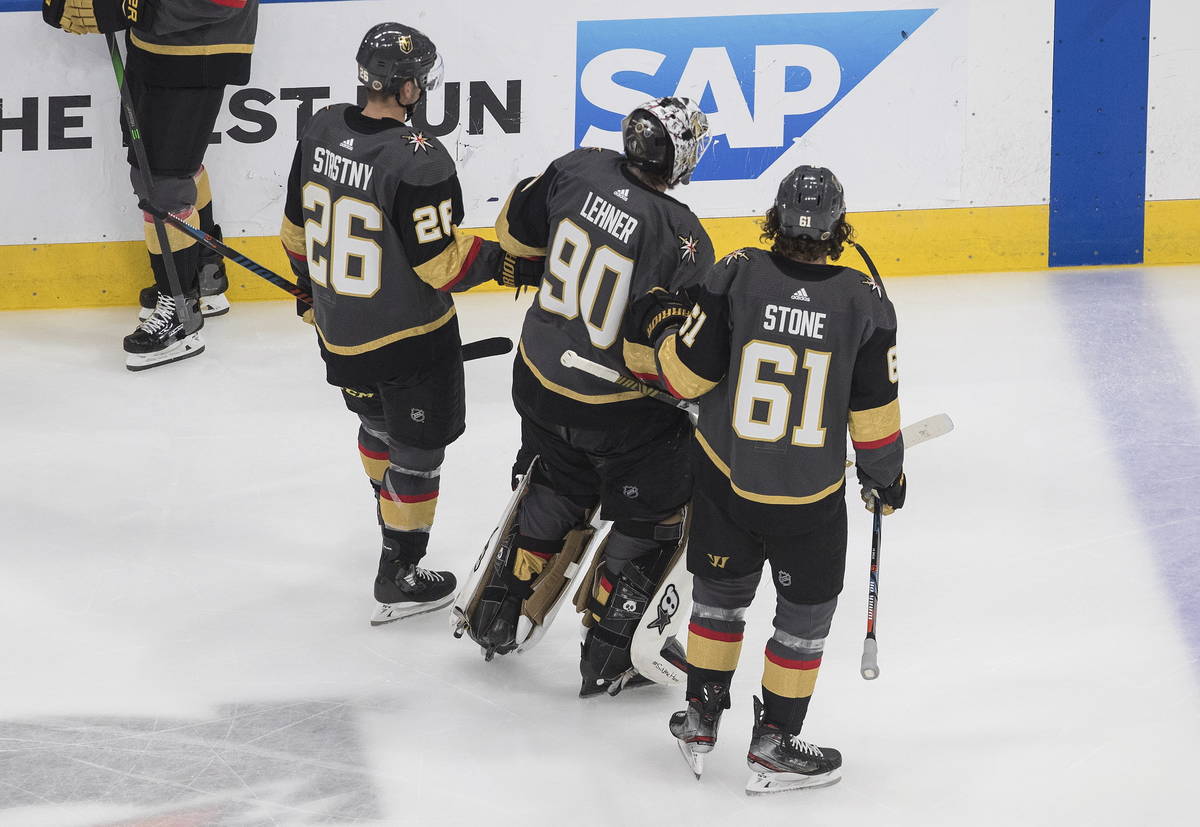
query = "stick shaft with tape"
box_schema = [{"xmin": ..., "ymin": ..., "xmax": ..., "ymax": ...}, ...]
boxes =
[{"xmin": 860, "ymin": 499, "xmax": 884, "ymax": 680}]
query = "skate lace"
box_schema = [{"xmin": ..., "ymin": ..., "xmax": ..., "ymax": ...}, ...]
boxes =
[
  {"xmin": 137, "ymin": 294, "xmax": 176, "ymax": 334},
  {"xmin": 403, "ymin": 566, "xmax": 445, "ymax": 587},
  {"xmin": 786, "ymin": 734, "xmax": 823, "ymax": 758}
]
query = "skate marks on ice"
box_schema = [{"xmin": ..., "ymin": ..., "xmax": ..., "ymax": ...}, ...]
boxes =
[{"xmin": 0, "ymin": 699, "xmax": 381, "ymax": 825}]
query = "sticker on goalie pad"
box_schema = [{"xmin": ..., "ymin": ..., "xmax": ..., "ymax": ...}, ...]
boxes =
[
  {"xmin": 629, "ymin": 520, "xmax": 691, "ymax": 686},
  {"xmin": 450, "ymin": 458, "xmax": 536, "ymax": 640}
]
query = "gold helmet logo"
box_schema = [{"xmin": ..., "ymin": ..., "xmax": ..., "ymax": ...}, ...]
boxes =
[{"xmin": 398, "ymin": 35, "xmax": 413, "ymax": 54}]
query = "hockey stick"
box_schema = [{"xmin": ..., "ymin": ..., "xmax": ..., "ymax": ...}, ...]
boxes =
[
  {"xmin": 860, "ymin": 499, "xmax": 884, "ymax": 680},
  {"xmin": 105, "ymin": 33, "xmax": 197, "ymax": 330},
  {"xmin": 560, "ymin": 350, "xmax": 697, "ymax": 413},
  {"xmin": 139, "ymin": 200, "xmax": 513, "ymax": 363}
]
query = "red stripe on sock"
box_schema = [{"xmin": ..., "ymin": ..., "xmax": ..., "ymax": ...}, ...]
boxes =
[
  {"xmin": 380, "ymin": 489, "xmax": 439, "ymax": 504},
  {"xmin": 764, "ymin": 649, "xmax": 822, "ymax": 670},
  {"xmin": 688, "ymin": 622, "xmax": 743, "ymax": 643}
]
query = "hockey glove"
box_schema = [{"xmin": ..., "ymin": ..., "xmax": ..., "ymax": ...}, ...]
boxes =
[
  {"xmin": 44, "ymin": 0, "xmax": 153, "ymax": 34},
  {"xmin": 496, "ymin": 253, "xmax": 544, "ymax": 289},
  {"xmin": 857, "ymin": 469, "xmax": 906, "ymax": 515},
  {"xmin": 624, "ymin": 287, "xmax": 692, "ymax": 348}
]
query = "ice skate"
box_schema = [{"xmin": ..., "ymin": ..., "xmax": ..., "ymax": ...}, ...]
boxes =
[
  {"xmin": 744, "ymin": 697, "xmax": 842, "ymax": 795},
  {"xmin": 371, "ymin": 563, "xmax": 456, "ymax": 625},
  {"xmin": 124, "ymin": 292, "xmax": 205, "ymax": 371},
  {"xmin": 668, "ymin": 682, "xmax": 729, "ymax": 778},
  {"xmin": 469, "ymin": 578, "xmax": 523, "ymax": 660},
  {"xmin": 139, "ymin": 283, "xmax": 229, "ymax": 319}
]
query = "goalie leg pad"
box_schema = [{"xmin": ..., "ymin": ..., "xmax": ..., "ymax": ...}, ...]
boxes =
[{"xmin": 579, "ymin": 515, "xmax": 685, "ymax": 694}]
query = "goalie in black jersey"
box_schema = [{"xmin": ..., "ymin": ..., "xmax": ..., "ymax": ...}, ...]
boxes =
[
  {"xmin": 280, "ymin": 23, "xmax": 539, "ymax": 625},
  {"xmin": 455, "ymin": 98, "xmax": 715, "ymax": 695},
  {"xmin": 626, "ymin": 166, "xmax": 906, "ymax": 792}
]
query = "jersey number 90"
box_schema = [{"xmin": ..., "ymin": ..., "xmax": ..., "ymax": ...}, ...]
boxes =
[
  {"xmin": 302, "ymin": 182, "xmax": 383, "ymax": 298},
  {"xmin": 539, "ymin": 218, "xmax": 634, "ymax": 349}
]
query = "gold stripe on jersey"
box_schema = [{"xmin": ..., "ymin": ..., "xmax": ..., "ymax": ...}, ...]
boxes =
[
  {"xmin": 695, "ymin": 430, "xmax": 844, "ymax": 505},
  {"xmin": 849, "ymin": 398, "xmax": 902, "ymax": 443},
  {"xmin": 414, "ymin": 231, "xmax": 475, "ymax": 290},
  {"xmin": 316, "ymin": 306, "xmax": 456, "ymax": 356},
  {"xmin": 195, "ymin": 167, "xmax": 212, "ymax": 210},
  {"xmin": 622, "ymin": 340, "xmax": 657, "ymax": 377},
  {"xmin": 130, "ymin": 34, "xmax": 255, "ymax": 56},
  {"xmin": 495, "ymin": 189, "xmax": 548, "ymax": 258},
  {"xmin": 280, "ymin": 217, "xmax": 306, "ymax": 257},
  {"xmin": 144, "ymin": 209, "xmax": 198, "ymax": 255},
  {"xmin": 519, "ymin": 341, "xmax": 643, "ymax": 404},
  {"xmin": 659, "ymin": 335, "xmax": 719, "ymax": 399}
]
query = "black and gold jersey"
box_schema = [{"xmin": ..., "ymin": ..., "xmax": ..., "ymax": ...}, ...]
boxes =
[
  {"xmin": 126, "ymin": 0, "xmax": 259, "ymax": 88},
  {"xmin": 497, "ymin": 148, "xmax": 714, "ymax": 428},
  {"xmin": 654, "ymin": 247, "xmax": 903, "ymax": 532},
  {"xmin": 281, "ymin": 104, "xmax": 504, "ymax": 387}
]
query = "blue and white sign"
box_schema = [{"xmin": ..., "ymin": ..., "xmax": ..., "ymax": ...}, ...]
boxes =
[{"xmin": 576, "ymin": 11, "xmax": 936, "ymax": 182}]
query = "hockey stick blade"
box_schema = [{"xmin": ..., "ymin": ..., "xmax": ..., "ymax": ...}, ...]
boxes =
[{"xmin": 462, "ymin": 337, "xmax": 514, "ymax": 362}]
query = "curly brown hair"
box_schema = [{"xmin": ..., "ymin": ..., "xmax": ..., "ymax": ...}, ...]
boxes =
[{"xmin": 760, "ymin": 206, "xmax": 854, "ymax": 262}]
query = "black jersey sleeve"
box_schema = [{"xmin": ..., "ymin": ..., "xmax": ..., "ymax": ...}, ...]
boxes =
[
  {"xmin": 279, "ymin": 141, "xmax": 312, "ymax": 316},
  {"xmin": 849, "ymin": 289, "xmax": 903, "ymax": 486},
  {"xmin": 391, "ymin": 172, "xmax": 501, "ymax": 292},
  {"xmin": 494, "ymin": 162, "xmax": 561, "ymax": 257},
  {"xmin": 654, "ymin": 285, "xmax": 730, "ymax": 400}
]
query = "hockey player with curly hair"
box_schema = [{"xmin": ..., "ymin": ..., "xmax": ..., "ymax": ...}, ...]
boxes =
[{"xmin": 626, "ymin": 166, "xmax": 906, "ymax": 793}]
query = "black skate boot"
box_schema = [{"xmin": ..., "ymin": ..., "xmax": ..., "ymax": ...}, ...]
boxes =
[
  {"xmin": 745, "ymin": 697, "xmax": 842, "ymax": 795},
  {"xmin": 139, "ymin": 226, "xmax": 229, "ymax": 320},
  {"xmin": 371, "ymin": 559, "xmax": 457, "ymax": 626},
  {"xmin": 123, "ymin": 292, "xmax": 205, "ymax": 371},
  {"xmin": 668, "ymin": 681, "xmax": 729, "ymax": 778}
]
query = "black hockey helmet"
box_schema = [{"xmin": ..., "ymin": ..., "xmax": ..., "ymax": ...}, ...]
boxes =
[
  {"xmin": 774, "ymin": 166, "xmax": 845, "ymax": 241},
  {"xmin": 356, "ymin": 23, "xmax": 444, "ymax": 96},
  {"xmin": 621, "ymin": 97, "xmax": 712, "ymax": 186}
]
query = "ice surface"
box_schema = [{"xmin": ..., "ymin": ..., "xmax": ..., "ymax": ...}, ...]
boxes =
[{"xmin": 1, "ymin": 271, "xmax": 1197, "ymax": 825}]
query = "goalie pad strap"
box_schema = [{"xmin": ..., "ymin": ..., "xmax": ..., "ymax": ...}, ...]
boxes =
[{"xmin": 612, "ymin": 517, "xmax": 684, "ymax": 542}]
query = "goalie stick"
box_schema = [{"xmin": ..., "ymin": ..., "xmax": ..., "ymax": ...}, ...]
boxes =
[
  {"xmin": 139, "ymin": 200, "xmax": 513, "ymax": 363},
  {"xmin": 560, "ymin": 350, "xmax": 696, "ymax": 413}
]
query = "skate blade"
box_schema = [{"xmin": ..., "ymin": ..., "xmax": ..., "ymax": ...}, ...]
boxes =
[
  {"xmin": 744, "ymin": 768, "xmax": 842, "ymax": 796},
  {"xmin": 137, "ymin": 296, "xmax": 229, "ymax": 320},
  {"xmin": 675, "ymin": 738, "xmax": 705, "ymax": 779},
  {"xmin": 370, "ymin": 593, "xmax": 455, "ymax": 626},
  {"xmin": 125, "ymin": 336, "xmax": 205, "ymax": 371}
]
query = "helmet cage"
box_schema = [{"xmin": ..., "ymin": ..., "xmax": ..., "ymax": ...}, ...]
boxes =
[{"xmin": 621, "ymin": 97, "xmax": 712, "ymax": 186}]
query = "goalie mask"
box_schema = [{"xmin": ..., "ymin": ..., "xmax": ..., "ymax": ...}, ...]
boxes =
[
  {"xmin": 774, "ymin": 166, "xmax": 846, "ymax": 241},
  {"xmin": 356, "ymin": 23, "xmax": 444, "ymax": 98},
  {"xmin": 622, "ymin": 98, "xmax": 712, "ymax": 187}
]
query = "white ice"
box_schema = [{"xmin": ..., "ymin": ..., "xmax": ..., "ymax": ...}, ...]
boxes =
[{"xmin": 1, "ymin": 268, "xmax": 1198, "ymax": 826}]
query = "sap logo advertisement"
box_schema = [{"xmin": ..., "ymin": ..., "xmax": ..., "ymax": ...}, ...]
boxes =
[{"xmin": 576, "ymin": 11, "xmax": 936, "ymax": 182}]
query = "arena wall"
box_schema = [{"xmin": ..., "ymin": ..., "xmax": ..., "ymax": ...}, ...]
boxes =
[{"xmin": 0, "ymin": 0, "xmax": 1195, "ymax": 309}]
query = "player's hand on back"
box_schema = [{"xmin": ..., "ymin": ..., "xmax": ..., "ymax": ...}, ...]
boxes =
[{"xmin": 857, "ymin": 469, "xmax": 906, "ymax": 515}]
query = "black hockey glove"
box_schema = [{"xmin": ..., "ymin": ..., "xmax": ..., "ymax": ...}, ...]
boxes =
[
  {"xmin": 857, "ymin": 469, "xmax": 906, "ymax": 515},
  {"xmin": 496, "ymin": 253, "xmax": 544, "ymax": 289},
  {"xmin": 624, "ymin": 287, "xmax": 692, "ymax": 348},
  {"xmin": 44, "ymin": 0, "xmax": 153, "ymax": 34}
]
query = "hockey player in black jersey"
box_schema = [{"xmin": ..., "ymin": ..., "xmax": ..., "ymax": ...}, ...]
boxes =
[
  {"xmin": 461, "ymin": 98, "xmax": 714, "ymax": 695},
  {"xmin": 44, "ymin": 0, "xmax": 259, "ymax": 370},
  {"xmin": 626, "ymin": 166, "xmax": 906, "ymax": 792},
  {"xmin": 280, "ymin": 23, "xmax": 540, "ymax": 624}
]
